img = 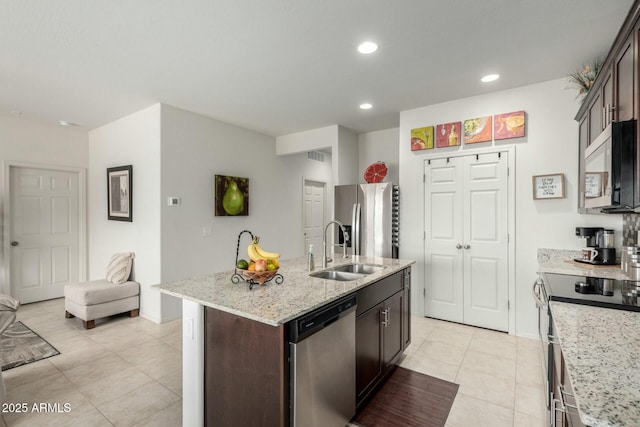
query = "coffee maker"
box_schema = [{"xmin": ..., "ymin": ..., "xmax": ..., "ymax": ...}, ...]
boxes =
[{"xmin": 575, "ymin": 227, "xmax": 617, "ymax": 265}]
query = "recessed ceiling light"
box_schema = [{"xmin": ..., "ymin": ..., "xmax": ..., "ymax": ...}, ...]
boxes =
[
  {"xmin": 58, "ymin": 120, "xmax": 79, "ymax": 127},
  {"xmin": 481, "ymin": 74, "xmax": 500, "ymax": 83},
  {"xmin": 357, "ymin": 41, "xmax": 378, "ymax": 54},
  {"xmin": 359, "ymin": 103, "xmax": 373, "ymax": 110}
]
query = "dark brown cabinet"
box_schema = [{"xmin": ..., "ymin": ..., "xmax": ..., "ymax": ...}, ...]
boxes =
[
  {"xmin": 402, "ymin": 268, "xmax": 411, "ymax": 349},
  {"xmin": 575, "ymin": 2, "xmax": 640, "ymax": 213},
  {"xmin": 355, "ymin": 268, "xmax": 410, "ymax": 409},
  {"xmin": 204, "ymin": 307, "xmax": 289, "ymax": 427},
  {"xmin": 382, "ymin": 291, "xmax": 403, "ymax": 366},
  {"xmin": 355, "ymin": 301, "xmax": 384, "ymax": 401},
  {"xmin": 615, "ymin": 35, "xmax": 635, "ymax": 122}
]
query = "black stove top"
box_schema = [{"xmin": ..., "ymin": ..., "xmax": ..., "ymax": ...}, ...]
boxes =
[{"xmin": 542, "ymin": 272, "xmax": 640, "ymax": 312}]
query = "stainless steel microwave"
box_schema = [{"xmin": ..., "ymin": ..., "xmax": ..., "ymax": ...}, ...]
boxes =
[{"xmin": 584, "ymin": 120, "xmax": 636, "ymax": 211}]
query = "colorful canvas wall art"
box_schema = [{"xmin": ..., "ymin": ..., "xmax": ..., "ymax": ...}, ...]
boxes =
[
  {"xmin": 494, "ymin": 111, "xmax": 525, "ymax": 140},
  {"xmin": 215, "ymin": 175, "xmax": 249, "ymax": 216},
  {"xmin": 410, "ymin": 126, "xmax": 434, "ymax": 151},
  {"xmin": 436, "ymin": 122, "xmax": 462, "ymax": 148},
  {"xmin": 464, "ymin": 116, "xmax": 493, "ymax": 144}
]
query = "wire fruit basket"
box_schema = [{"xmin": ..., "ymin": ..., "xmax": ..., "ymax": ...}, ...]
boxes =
[{"xmin": 231, "ymin": 230, "xmax": 284, "ymax": 290}]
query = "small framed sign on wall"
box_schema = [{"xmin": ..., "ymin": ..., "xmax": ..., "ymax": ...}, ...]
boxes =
[{"xmin": 532, "ymin": 173, "xmax": 565, "ymax": 200}]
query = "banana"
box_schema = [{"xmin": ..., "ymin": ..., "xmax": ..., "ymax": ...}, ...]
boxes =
[
  {"xmin": 253, "ymin": 243, "xmax": 280, "ymax": 260},
  {"xmin": 247, "ymin": 237, "xmax": 280, "ymax": 262},
  {"xmin": 247, "ymin": 243, "xmax": 263, "ymax": 262}
]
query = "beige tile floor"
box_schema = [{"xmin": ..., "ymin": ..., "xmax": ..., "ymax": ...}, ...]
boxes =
[
  {"xmin": 1, "ymin": 298, "xmax": 182, "ymax": 427},
  {"xmin": 399, "ymin": 315, "xmax": 547, "ymax": 427},
  {"xmin": 2, "ymin": 300, "xmax": 546, "ymax": 427}
]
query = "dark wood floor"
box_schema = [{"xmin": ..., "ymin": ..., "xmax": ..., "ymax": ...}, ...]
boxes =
[{"xmin": 352, "ymin": 366, "xmax": 459, "ymax": 427}]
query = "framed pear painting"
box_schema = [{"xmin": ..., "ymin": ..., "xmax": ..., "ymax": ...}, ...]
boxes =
[{"xmin": 215, "ymin": 175, "xmax": 249, "ymax": 216}]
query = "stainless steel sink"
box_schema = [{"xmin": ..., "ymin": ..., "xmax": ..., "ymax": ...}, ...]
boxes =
[
  {"xmin": 308, "ymin": 270, "xmax": 366, "ymax": 281},
  {"xmin": 327, "ymin": 263, "xmax": 385, "ymax": 275}
]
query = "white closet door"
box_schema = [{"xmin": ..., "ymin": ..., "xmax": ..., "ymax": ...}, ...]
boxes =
[
  {"xmin": 462, "ymin": 153, "xmax": 509, "ymax": 331},
  {"xmin": 424, "ymin": 157, "xmax": 464, "ymax": 323}
]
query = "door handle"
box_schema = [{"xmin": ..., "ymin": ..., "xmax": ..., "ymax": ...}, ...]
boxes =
[
  {"xmin": 456, "ymin": 243, "xmax": 462, "ymax": 249},
  {"xmin": 11, "ymin": 241, "xmax": 18, "ymax": 247},
  {"xmin": 463, "ymin": 244, "xmax": 471, "ymax": 249}
]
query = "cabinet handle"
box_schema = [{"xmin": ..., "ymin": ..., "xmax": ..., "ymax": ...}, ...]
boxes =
[
  {"xmin": 548, "ymin": 334, "xmax": 560, "ymax": 345},
  {"xmin": 463, "ymin": 244, "xmax": 471, "ymax": 249},
  {"xmin": 559, "ymin": 385, "xmax": 578, "ymax": 409},
  {"xmin": 532, "ymin": 279, "xmax": 547, "ymax": 308},
  {"xmin": 381, "ymin": 307, "xmax": 389, "ymax": 327},
  {"xmin": 456, "ymin": 243, "xmax": 462, "ymax": 249},
  {"xmin": 552, "ymin": 398, "xmax": 565, "ymax": 427}
]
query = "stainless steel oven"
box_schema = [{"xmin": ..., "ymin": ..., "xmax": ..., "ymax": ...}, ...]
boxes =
[
  {"xmin": 538, "ymin": 272, "xmax": 639, "ymax": 427},
  {"xmin": 532, "ymin": 278, "xmax": 552, "ymax": 418}
]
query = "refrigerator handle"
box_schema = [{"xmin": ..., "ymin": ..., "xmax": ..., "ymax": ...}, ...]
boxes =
[
  {"xmin": 354, "ymin": 203, "xmax": 361, "ymax": 255},
  {"xmin": 351, "ymin": 203, "xmax": 358, "ymax": 254}
]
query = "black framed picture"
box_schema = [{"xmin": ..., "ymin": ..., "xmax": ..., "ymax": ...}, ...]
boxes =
[
  {"xmin": 107, "ymin": 165, "xmax": 133, "ymax": 221},
  {"xmin": 215, "ymin": 174, "xmax": 249, "ymax": 216}
]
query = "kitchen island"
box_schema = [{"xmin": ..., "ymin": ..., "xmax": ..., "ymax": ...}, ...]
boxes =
[
  {"xmin": 550, "ymin": 302, "xmax": 640, "ymax": 427},
  {"xmin": 154, "ymin": 255, "xmax": 414, "ymax": 427}
]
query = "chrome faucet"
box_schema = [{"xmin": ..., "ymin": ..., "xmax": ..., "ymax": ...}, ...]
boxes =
[{"xmin": 323, "ymin": 220, "xmax": 349, "ymax": 268}]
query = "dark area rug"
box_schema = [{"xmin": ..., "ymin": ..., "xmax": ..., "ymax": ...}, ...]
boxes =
[
  {"xmin": 352, "ymin": 367, "xmax": 459, "ymax": 427},
  {"xmin": 0, "ymin": 321, "xmax": 60, "ymax": 371}
]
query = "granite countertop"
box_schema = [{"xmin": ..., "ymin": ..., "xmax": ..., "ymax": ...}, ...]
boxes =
[
  {"xmin": 153, "ymin": 255, "xmax": 414, "ymax": 326},
  {"xmin": 550, "ymin": 302, "xmax": 640, "ymax": 427},
  {"xmin": 537, "ymin": 248, "xmax": 631, "ymax": 280}
]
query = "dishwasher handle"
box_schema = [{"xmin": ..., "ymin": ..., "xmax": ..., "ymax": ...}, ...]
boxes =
[
  {"xmin": 323, "ymin": 314, "xmax": 341, "ymax": 328},
  {"xmin": 290, "ymin": 295, "xmax": 357, "ymax": 343}
]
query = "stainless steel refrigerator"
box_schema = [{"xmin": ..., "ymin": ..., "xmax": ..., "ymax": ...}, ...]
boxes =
[{"xmin": 334, "ymin": 183, "xmax": 399, "ymax": 258}]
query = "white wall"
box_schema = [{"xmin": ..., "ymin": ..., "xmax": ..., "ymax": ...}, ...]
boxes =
[
  {"xmin": 275, "ymin": 125, "xmax": 335, "ymax": 155},
  {"xmin": 399, "ymin": 79, "xmax": 621, "ymax": 338},
  {"xmin": 0, "ymin": 114, "xmax": 88, "ymax": 168},
  {"xmin": 358, "ymin": 128, "xmax": 400, "ymax": 185},
  {"xmin": 160, "ymin": 104, "xmax": 333, "ymax": 285},
  {"xmin": 336, "ymin": 126, "xmax": 359, "ymax": 185},
  {"xmin": 0, "ymin": 114, "xmax": 89, "ymax": 293},
  {"xmin": 88, "ymin": 104, "xmax": 163, "ymax": 322}
]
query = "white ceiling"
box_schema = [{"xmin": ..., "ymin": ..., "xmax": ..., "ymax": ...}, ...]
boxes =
[{"xmin": 0, "ymin": 0, "xmax": 634, "ymax": 136}]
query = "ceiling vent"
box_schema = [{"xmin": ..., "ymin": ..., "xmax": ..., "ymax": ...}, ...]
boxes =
[{"xmin": 307, "ymin": 151, "xmax": 325, "ymax": 162}]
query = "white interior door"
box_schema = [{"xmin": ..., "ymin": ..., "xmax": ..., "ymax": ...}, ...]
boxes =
[
  {"xmin": 10, "ymin": 166, "xmax": 80, "ymax": 303},
  {"xmin": 303, "ymin": 180, "xmax": 325, "ymax": 257},
  {"xmin": 462, "ymin": 153, "xmax": 509, "ymax": 331},
  {"xmin": 424, "ymin": 152, "xmax": 509, "ymax": 332},
  {"xmin": 424, "ymin": 157, "xmax": 464, "ymax": 323}
]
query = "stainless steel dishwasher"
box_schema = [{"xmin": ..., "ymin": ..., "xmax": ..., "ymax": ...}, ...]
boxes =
[{"xmin": 290, "ymin": 294, "xmax": 356, "ymax": 427}]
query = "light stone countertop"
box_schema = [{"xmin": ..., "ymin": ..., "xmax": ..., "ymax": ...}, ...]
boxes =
[
  {"xmin": 550, "ymin": 301, "xmax": 640, "ymax": 427},
  {"xmin": 153, "ymin": 256, "xmax": 414, "ymax": 326},
  {"xmin": 537, "ymin": 248, "xmax": 630, "ymax": 280}
]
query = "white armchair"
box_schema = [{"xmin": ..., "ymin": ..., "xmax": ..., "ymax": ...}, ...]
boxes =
[{"xmin": 64, "ymin": 253, "xmax": 139, "ymax": 329}]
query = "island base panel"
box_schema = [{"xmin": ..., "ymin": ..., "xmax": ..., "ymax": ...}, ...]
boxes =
[{"xmin": 204, "ymin": 307, "xmax": 289, "ymax": 427}]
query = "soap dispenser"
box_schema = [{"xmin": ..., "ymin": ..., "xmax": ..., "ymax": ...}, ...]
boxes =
[{"xmin": 307, "ymin": 244, "xmax": 315, "ymax": 271}]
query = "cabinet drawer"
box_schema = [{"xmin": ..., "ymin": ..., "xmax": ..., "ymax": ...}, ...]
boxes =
[{"xmin": 356, "ymin": 271, "xmax": 403, "ymax": 317}]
